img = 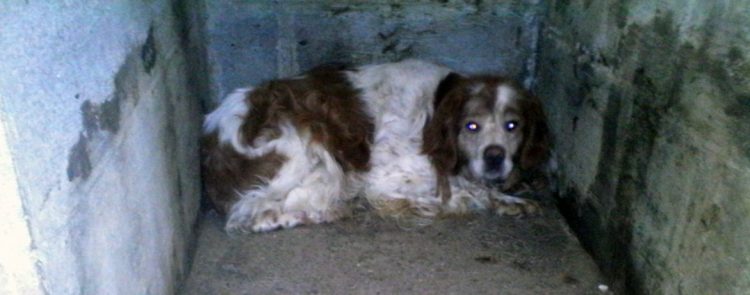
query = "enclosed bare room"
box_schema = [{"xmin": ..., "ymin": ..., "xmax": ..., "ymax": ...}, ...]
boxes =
[{"xmin": 1, "ymin": 1, "xmax": 748, "ymax": 294}]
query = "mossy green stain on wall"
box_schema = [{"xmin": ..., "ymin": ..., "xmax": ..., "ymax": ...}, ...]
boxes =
[{"xmin": 539, "ymin": 0, "xmax": 750, "ymax": 293}]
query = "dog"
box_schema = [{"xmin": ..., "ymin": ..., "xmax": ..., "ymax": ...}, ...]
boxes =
[{"xmin": 201, "ymin": 60, "xmax": 550, "ymax": 232}]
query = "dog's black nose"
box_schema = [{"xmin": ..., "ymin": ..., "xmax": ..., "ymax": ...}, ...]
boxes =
[{"xmin": 483, "ymin": 145, "xmax": 506, "ymax": 170}]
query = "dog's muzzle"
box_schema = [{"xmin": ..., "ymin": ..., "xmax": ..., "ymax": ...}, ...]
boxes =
[{"xmin": 482, "ymin": 145, "xmax": 506, "ymax": 178}]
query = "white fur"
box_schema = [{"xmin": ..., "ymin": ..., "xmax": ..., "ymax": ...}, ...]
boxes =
[
  {"xmin": 348, "ymin": 60, "xmax": 452, "ymax": 216},
  {"xmin": 223, "ymin": 121, "xmax": 351, "ymax": 232},
  {"xmin": 495, "ymin": 85, "xmax": 519, "ymax": 179},
  {"xmin": 495, "ymin": 84, "xmax": 515, "ymax": 109},
  {"xmin": 203, "ymin": 88, "xmax": 252, "ymax": 154},
  {"xmin": 205, "ymin": 60, "xmax": 537, "ymax": 232}
]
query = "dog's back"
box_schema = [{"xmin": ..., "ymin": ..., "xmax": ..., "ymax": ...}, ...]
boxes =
[{"xmin": 201, "ymin": 60, "xmax": 545, "ymax": 232}]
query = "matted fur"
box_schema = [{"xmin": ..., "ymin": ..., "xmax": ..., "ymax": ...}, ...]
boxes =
[{"xmin": 201, "ymin": 60, "xmax": 550, "ymax": 232}]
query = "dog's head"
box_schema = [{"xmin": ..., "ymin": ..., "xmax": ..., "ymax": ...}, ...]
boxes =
[{"xmin": 423, "ymin": 73, "xmax": 550, "ymax": 190}]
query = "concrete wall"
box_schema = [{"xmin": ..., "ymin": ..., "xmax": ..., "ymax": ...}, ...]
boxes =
[
  {"xmin": 202, "ymin": 0, "xmax": 544, "ymax": 107},
  {"xmin": 7, "ymin": 0, "xmax": 747, "ymax": 293},
  {"xmin": 0, "ymin": 1, "xmax": 203, "ymax": 294},
  {"xmin": 537, "ymin": 0, "xmax": 750, "ymax": 293}
]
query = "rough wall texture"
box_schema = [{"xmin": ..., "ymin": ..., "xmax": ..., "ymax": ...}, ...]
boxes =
[
  {"xmin": 0, "ymin": 1, "xmax": 202, "ymax": 294},
  {"xmin": 202, "ymin": 0, "xmax": 544, "ymax": 107},
  {"xmin": 537, "ymin": 0, "xmax": 750, "ymax": 293}
]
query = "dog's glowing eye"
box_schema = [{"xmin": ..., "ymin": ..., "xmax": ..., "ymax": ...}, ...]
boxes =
[
  {"xmin": 505, "ymin": 120, "xmax": 518, "ymax": 132},
  {"xmin": 466, "ymin": 121, "xmax": 481, "ymax": 132}
]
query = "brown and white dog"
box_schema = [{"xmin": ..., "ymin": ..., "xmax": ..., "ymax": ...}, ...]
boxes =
[{"xmin": 201, "ymin": 60, "xmax": 550, "ymax": 232}]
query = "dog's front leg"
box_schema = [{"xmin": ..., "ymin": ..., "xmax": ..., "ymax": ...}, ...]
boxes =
[{"xmin": 489, "ymin": 192, "xmax": 540, "ymax": 216}]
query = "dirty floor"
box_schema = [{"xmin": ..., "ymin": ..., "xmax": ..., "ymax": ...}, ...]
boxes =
[{"xmin": 182, "ymin": 207, "xmax": 605, "ymax": 294}]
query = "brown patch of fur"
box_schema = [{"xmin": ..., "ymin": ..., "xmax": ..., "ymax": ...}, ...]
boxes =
[
  {"xmin": 517, "ymin": 92, "xmax": 550, "ymax": 170},
  {"xmin": 467, "ymin": 76, "xmax": 550, "ymax": 175},
  {"xmin": 202, "ymin": 66, "xmax": 374, "ymax": 215},
  {"xmin": 423, "ymin": 73, "xmax": 469, "ymax": 202},
  {"xmin": 423, "ymin": 74, "xmax": 550, "ymax": 202},
  {"xmin": 241, "ymin": 67, "xmax": 374, "ymax": 172},
  {"xmin": 423, "ymin": 75, "xmax": 508, "ymax": 202},
  {"xmin": 424, "ymin": 75, "xmax": 518, "ymax": 175},
  {"xmin": 201, "ymin": 132, "xmax": 287, "ymax": 214}
]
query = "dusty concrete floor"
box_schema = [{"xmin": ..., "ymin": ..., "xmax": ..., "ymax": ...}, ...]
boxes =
[{"xmin": 182, "ymin": 206, "xmax": 605, "ymax": 294}]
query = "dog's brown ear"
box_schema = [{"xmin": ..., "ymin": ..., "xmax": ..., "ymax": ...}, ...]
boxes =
[
  {"xmin": 519, "ymin": 93, "xmax": 551, "ymax": 170},
  {"xmin": 423, "ymin": 73, "xmax": 466, "ymax": 173},
  {"xmin": 432, "ymin": 72, "xmax": 463, "ymax": 111},
  {"xmin": 422, "ymin": 73, "xmax": 468, "ymax": 202}
]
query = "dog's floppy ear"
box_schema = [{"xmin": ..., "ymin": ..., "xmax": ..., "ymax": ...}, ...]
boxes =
[
  {"xmin": 519, "ymin": 93, "xmax": 551, "ymax": 170},
  {"xmin": 423, "ymin": 72, "xmax": 466, "ymax": 174},
  {"xmin": 422, "ymin": 72, "xmax": 468, "ymax": 202}
]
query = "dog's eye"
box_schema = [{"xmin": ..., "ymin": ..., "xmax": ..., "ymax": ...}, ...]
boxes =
[
  {"xmin": 465, "ymin": 121, "xmax": 481, "ymax": 132},
  {"xmin": 505, "ymin": 120, "xmax": 518, "ymax": 132}
]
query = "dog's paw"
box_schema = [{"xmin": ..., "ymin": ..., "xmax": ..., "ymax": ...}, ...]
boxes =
[
  {"xmin": 491, "ymin": 195, "xmax": 540, "ymax": 216},
  {"xmin": 252, "ymin": 210, "xmax": 308, "ymax": 232},
  {"xmin": 226, "ymin": 210, "xmax": 306, "ymax": 233}
]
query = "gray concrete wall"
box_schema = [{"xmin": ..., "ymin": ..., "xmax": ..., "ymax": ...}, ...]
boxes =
[
  {"xmin": 537, "ymin": 0, "xmax": 750, "ymax": 293},
  {"xmin": 8, "ymin": 0, "xmax": 748, "ymax": 293},
  {"xmin": 202, "ymin": 0, "xmax": 544, "ymax": 107},
  {"xmin": 0, "ymin": 1, "xmax": 202, "ymax": 294}
]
